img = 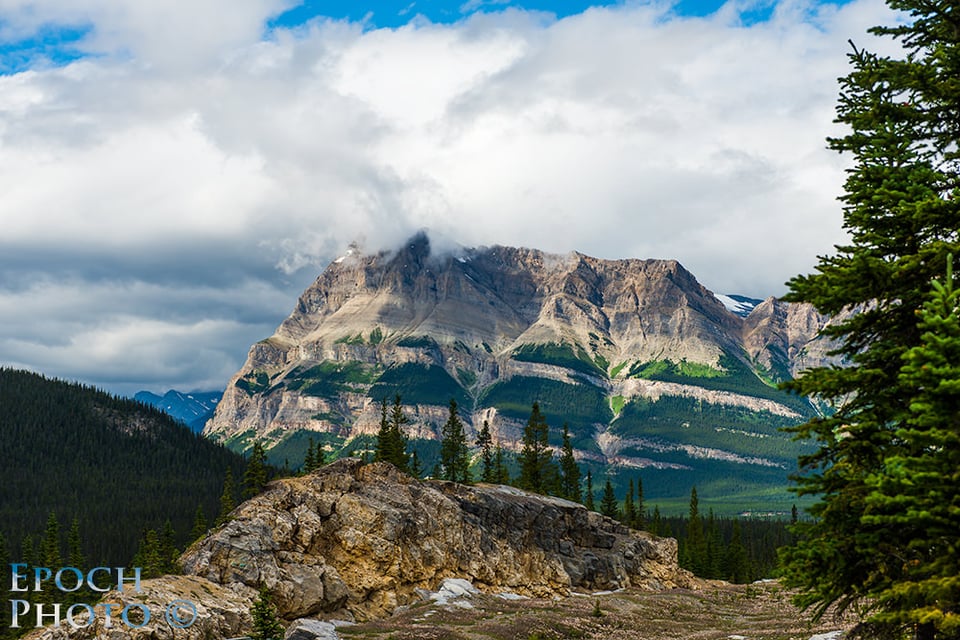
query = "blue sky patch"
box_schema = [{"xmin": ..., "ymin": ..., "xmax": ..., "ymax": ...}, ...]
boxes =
[
  {"xmin": 0, "ymin": 22, "xmax": 91, "ymax": 74},
  {"xmin": 0, "ymin": 0, "xmax": 860, "ymax": 74}
]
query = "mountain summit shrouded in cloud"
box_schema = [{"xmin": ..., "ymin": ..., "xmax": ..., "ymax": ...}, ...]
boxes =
[{"xmin": 0, "ymin": 0, "xmax": 900, "ymax": 395}]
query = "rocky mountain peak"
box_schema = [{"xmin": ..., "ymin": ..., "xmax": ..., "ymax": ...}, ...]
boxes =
[{"xmin": 204, "ymin": 234, "xmax": 839, "ymax": 512}]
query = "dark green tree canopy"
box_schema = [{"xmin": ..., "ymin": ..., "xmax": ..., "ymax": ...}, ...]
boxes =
[
  {"xmin": 517, "ymin": 402, "xmax": 558, "ymax": 494},
  {"xmin": 780, "ymin": 1, "xmax": 960, "ymax": 636},
  {"xmin": 439, "ymin": 399, "xmax": 472, "ymax": 484},
  {"xmin": 558, "ymin": 423, "xmax": 582, "ymax": 503},
  {"xmin": 375, "ymin": 394, "xmax": 411, "ymax": 473},
  {"xmin": 599, "ymin": 478, "xmax": 619, "ymax": 520}
]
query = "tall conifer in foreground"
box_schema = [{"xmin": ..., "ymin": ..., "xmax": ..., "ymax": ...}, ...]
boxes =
[
  {"xmin": 779, "ymin": 0, "xmax": 960, "ymax": 636},
  {"xmin": 857, "ymin": 259, "xmax": 960, "ymax": 637}
]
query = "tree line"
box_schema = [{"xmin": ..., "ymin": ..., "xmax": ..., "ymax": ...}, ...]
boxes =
[
  {"xmin": 360, "ymin": 393, "xmax": 791, "ymax": 584},
  {"xmin": 0, "ymin": 369, "xmax": 249, "ymax": 568}
]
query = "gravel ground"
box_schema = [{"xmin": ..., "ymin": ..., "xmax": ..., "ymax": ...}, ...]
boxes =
[{"xmin": 335, "ymin": 581, "xmax": 854, "ymax": 640}]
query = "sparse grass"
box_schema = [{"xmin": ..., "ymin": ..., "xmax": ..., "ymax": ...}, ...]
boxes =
[
  {"xmin": 334, "ymin": 582, "xmax": 854, "ymax": 640},
  {"xmin": 609, "ymin": 395, "xmax": 625, "ymax": 418}
]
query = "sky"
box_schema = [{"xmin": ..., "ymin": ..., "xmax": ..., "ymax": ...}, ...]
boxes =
[{"xmin": 0, "ymin": 0, "xmax": 903, "ymax": 396}]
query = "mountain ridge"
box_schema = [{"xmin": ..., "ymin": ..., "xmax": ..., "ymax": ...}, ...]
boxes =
[
  {"xmin": 134, "ymin": 389, "xmax": 223, "ymax": 432},
  {"xmin": 204, "ymin": 234, "xmax": 840, "ymax": 513}
]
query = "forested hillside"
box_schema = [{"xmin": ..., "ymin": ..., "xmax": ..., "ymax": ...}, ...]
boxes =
[{"xmin": 0, "ymin": 368, "xmax": 247, "ymax": 566}]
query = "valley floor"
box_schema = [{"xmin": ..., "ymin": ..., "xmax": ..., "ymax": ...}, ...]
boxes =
[{"xmin": 335, "ymin": 581, "xmax": 852, "ymax": 640}]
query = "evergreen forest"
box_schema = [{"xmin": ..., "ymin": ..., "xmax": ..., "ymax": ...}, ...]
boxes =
[{"xmin": 0, "ymin": 368, "xmax": 249, "ymax": 567}]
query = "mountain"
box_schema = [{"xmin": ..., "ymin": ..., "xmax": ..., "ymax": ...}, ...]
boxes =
[
  {"xmin": 205, "ymin": 233, "xmax": 840, "ymax": 513},
  {"xmin": 0, "ymin": 368, "xmax": 246, "ymax": 565},
  {"xmin": 134, "ymin": 389, "xmax": 223, "ymax": 432},
  {"xmin": 715, "ymin": 294, "xmax": 764, "ymax": 318}
]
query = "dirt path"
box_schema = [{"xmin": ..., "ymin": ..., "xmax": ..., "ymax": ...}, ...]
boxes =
[{"xmin": 336, "ymin": 581, "xmax": 853, "ymax": 640}]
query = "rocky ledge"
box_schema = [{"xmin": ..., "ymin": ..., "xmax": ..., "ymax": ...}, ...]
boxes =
[{"xmin": 26, "ymin": 459, "xmax": 694, "ymax": 640}]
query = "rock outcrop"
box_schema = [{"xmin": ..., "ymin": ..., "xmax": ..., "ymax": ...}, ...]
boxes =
[
  {"xmin": 24, "ymin": 459, "xmax": 694, "ymax": 640},
  {"xmin": 184, "ymin": 459, "xmax": 694, "ymax": 621}
]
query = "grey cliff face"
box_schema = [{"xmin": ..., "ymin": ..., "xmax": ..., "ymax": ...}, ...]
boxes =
[{"xmin": 204, "ymin": 235, "xmax": 835, "ymax": 447}]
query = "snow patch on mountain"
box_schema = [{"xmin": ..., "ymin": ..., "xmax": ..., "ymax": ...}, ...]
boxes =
[{"xmin": 716, "ymin": 294, "xmax": 764, "ymax": 317}]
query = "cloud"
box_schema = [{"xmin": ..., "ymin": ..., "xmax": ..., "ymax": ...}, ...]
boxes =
[
  {"xmin": 0, "ymin": 0, "xmax": 900, "ymax": 393},
  {"xmin": 0, "ymin": 0, "xmax": 296, "ymax": 70}
]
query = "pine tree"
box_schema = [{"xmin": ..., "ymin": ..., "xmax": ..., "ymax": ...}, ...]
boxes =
[
  {"xmin": 39, "ymin": 513, "xmax": 61, "ymax": 605},
  {"xmin": 558, "ymin": 423, "xmax": 581, "ymax": 502},
  {"xmin": 250, "ymin": 586, "xmax": 285, "ymax": 640},
  {"xmin": 388, "ymin": 394, "xmax": 411, "ymax": 472},
  {"xmin": 726, "ymin": 520, "xmax": 751, "ymax": 584},
  {"xmin": 375, "ymin": 395, "xmax": 410, "ymax": 472},
  {"xmin": 439, "ymin": 399, "xmax": 471, "ymax": 484},
  {"xmin": 622, "ymin": 479, "xmax": 636, "ymax": 528},
  {"xmin": 35, "ymin": 511, "xmax": 62, "ymax": 604},
  {"xmin": 705, "ymin": 509, "xmax": 724, "ymax": 579},
  {"xmin": 159, "ymin": 520, "xmax": 179, "ymax": 573},
  {"xmin": 778, "ymin": 0, "xmax": 960, "ymax": 630},
  {"xmin": 493, "ymin": 444, "xmax": 510, "ymax": 484},
  {"xmin": 40, "ymin": 512, "xmax": 61, "ymax": 568},
  {"xmin": 216, "ymin": 467, "xmax": 237, "ymax": 526},
  {"xmin": 409, "ymin": 450, "xmax": 424, "ymax": 479},
  {"xmin": 374, "ymin": 397, "xmax": 394, "ymax": 464},
  {"xmin": 517, "ymin": 402, "xmax": 555, "ymax": 494},
  {"xmin": 683, "ymin": 487, "xmax": 707, "ymax": 576},
  {"xmin": 243, "ymin": 442, "xmax": 269, "ymax": 499},
  {"xmin": 190, "ymin": 504, "xmax": 209, "ymax": 542},
  {"xmin": 134, "ymin": 529, "xmax": 163, "ymax": 579},
  {"xmin": 584, "ymin": 470, "xmax": 595, "ymax": 512},
  {"xmin": 303, "ymin": 438, "xmax": 316, "ymax": 474},
  {"xmin": 476, "ymin": 420, "xmax": 495, "ymax": 483},
  {"xmin": 651, "ymin": 505, "xmax": 662, "ymax": 537},
  {"xmin": 20, "ymin": 534, "xmax": 36, "ymax": 567},
  {"xmin": 67, "ymin": 517, "xmax": 84, "ymax": 568},
  {"xmin": 634, "ymin": 475, "xmax": 645, "ymax": 530},
  {"xmin": 599, "ymin": 478, "xmax": 619, "ymax": 519},
  {"xmin": 855, "ymin": 257, "xmax": 960, "ymax": 637}
]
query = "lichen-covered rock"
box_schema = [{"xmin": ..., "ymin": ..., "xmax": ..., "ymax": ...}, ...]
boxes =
[{"xmin": 182, "ymin": 459, "xmax": 694, "ymax": 621}]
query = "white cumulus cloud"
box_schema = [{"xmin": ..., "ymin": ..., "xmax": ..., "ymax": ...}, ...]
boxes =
[{"xmin": 0, "ymin": 0, "xmax": 900, "ymax": 393}]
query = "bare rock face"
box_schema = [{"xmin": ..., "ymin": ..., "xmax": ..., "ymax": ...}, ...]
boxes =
[
  {"xmin": 204, "ymin": 235, "xmax": 761, "ymax": 444},
  {"xmin": 205, "ymin": 235, "xmax": 837, "ymax": 455},
  {"xmin": 23, "ymin": 459, "xmax": 692, "ymax": 640},
  {"xmin": 183, "ymin": 459, "xmax": 694, "ymax": 622}
]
